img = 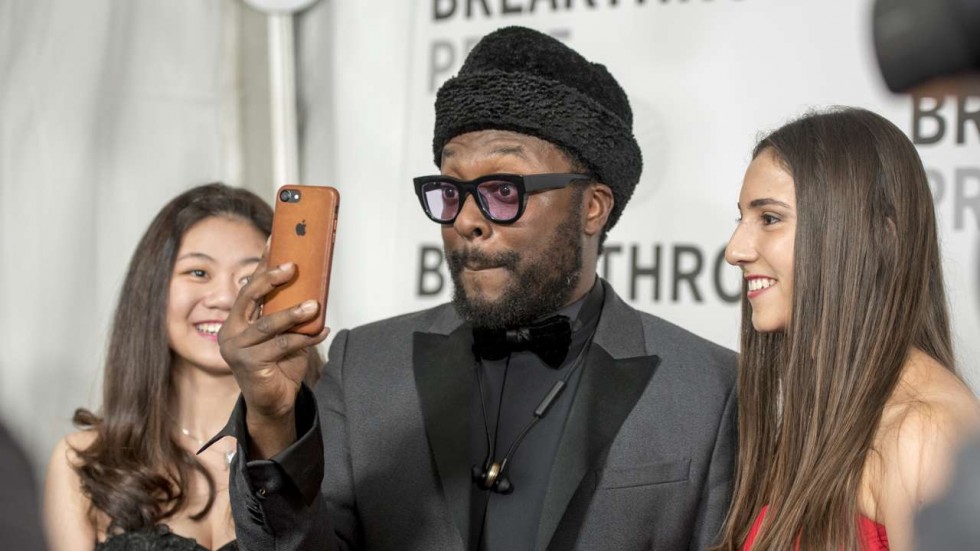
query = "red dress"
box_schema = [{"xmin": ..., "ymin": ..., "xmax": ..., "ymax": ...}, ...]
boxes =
[{"xmin": 742, "ymin": 506, "xmax": 889, "ymax": 550}]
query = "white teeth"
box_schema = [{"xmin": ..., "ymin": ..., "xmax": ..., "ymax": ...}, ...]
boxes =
[
  {"xmin": 195, "ymin": 322, "xmax": 223, "ymax": 335},
  {"xmin": 747, "ymin": 278, "xmax": 777, "ymax": 292}
]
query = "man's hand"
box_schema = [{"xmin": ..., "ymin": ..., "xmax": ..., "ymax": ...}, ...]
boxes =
[{"xmin": 219, "ymin": 258, "xmax": 329, "ymax": 459}]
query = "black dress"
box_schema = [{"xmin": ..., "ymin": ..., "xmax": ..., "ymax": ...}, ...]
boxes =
[{"xmin": 95, "ymin": 525, "xmax": 237, "ymax": 551}]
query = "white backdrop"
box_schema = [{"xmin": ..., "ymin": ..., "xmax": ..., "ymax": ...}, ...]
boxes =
[
  {"xmin": 311, "ymin": 0, "xmax": 979, "ymax": 381},
  {"xmin": 1, "ymin": 0, "xmax": 978, "ymax": 477}
]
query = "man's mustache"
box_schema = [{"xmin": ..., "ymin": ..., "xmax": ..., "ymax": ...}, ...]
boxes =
[{"xmin": 447, "ymin": 248, "xmax": 520, "ymax": 272}]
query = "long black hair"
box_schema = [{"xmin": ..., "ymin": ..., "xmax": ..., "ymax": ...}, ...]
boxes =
[{"xmin": 72, "ymin": 183, "xmax": 273, "ymax": 533}]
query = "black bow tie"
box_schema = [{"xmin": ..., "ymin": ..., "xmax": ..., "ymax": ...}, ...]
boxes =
[{"xmin": 471, "ymin": 315, "xmax": 572, "ymax": 369}]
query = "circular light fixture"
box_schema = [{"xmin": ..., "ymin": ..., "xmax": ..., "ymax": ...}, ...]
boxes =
[{"xmin": 242, "ymin": 0, "xmax": 320, "ymax": 14}]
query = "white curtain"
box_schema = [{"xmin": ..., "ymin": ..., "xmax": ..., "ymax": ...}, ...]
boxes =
[{"xmin": 0, "ymin": 0, "xmax": 250, "ymax": 467}]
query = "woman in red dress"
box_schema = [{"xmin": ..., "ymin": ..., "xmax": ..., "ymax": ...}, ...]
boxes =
[{"xmin": 714, "ymin": 108, "xmax": 980, "ymax": 551}]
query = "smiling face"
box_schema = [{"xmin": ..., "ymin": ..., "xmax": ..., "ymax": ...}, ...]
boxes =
[
  {"xmin": 440, "ymin": 130, "xmax": 594, "ymax": 329},
  {"xmin": 725, "ymin": 148, "xmax": 797, "ymax": 333},
  {"xmin": 166, "ymin": 216, "xmax": 266, "ymax": 373}
]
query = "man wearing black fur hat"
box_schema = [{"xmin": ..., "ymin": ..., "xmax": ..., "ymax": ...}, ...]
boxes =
[{"xmin": 217, "ymin": 26, "xmax": 736, "ymax": 551}]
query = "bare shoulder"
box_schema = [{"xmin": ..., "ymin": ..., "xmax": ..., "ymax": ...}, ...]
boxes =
[
  {"xmin": 44, "ymin": 430, "xmax": 101, "ymax": 551},
  {"xmin": 63, "ymin": 430, "xmax": 98, "ymax": 455},
  {"xmin": 878, "ymin": 350, "xmax": 980, "ymax": 504},
  {"xmin": 47, "ymin": 431, "xmax": 96, "ymax": 476},
  {"xmin": 45, "ymin": 430, "xmax": 100, "ymax": 509},
  {"xmin": 859, "ymin": 352, "xmax": 979, "ymax": 550}
]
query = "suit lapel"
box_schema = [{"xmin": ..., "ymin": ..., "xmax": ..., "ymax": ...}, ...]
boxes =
[
  {"xmin": 413, "ymin": 325, "xmax": 474, "ymax": 547},
  {"xmin": 535, "ymin": 282, "xmax": 660, "ymax": 551}
]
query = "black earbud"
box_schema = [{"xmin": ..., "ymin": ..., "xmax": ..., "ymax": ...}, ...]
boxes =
[
  {"xmin": 471, "ymin": 459, "xmax": 514, "ymax": 494},
  {"xmin": 494, "ymin": 473, "xmax": 513, "ymax": 494},
  {"xmin": 471, "ymin": 378, "xmax": 570, "ymax": 496}
]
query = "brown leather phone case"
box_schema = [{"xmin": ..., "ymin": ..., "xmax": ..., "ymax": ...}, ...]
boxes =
[{"xmin": 264, "ymin": 185, "xmax": 340, "ymax": 336}]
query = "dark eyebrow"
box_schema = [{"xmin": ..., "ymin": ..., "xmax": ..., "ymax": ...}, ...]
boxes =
[
  {"xmin": 440, "ymin": 144, "xmax": 529, "ymax": 162},
  {"xmin": 747, "ymin": 198, "xmax": 792, "ymax": 209},
  {"xmin": 176, "ymin": 252, "xmax": 214, "ymax": 262},
  {"xmin": 176, "ymin": 253, "xmax": 262, "ymax": 266},
  {"xmin": 489, "ymin": 145, "xmax": 528, "ymax": 159}
]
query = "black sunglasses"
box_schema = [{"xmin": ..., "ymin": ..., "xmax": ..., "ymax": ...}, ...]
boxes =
[{"xmin": 413, "ymin": 173, "xmax": 589, "ymax": 224}]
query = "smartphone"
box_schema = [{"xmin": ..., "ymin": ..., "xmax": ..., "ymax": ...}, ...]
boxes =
[{"xmin": 263, "ymin": 185, "xmax": 340, "ymax": 336}]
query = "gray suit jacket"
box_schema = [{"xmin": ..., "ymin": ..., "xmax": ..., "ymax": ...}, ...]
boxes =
[{"xmin": 229, "ymin": 280, "xmax": 737, "ymax": 550}]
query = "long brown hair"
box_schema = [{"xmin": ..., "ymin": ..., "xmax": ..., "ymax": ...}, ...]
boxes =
[
  {"xmin": 714, "ymin": 108, "xmax": 955, "ymax": 550},
  {"xmin": 72, "ymin": 183, "xmax": 273, "ymax": 533}
]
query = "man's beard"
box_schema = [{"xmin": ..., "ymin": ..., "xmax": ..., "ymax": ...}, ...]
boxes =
[{"xmin": 447, "ymin": 205, "xmax": 584, "ymax": 330}]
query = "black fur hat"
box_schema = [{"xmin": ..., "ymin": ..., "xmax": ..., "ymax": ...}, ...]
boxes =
[{"xmin": 433, "ymin": 26, "xmax": 642, "ymax": 230}]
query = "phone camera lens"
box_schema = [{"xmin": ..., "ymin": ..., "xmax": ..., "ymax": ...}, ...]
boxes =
[{"xmin": 279, "ymin": 189, "xmax": 291, "ymax": 202}]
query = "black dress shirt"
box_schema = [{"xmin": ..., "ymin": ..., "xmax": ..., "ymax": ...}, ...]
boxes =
[{"xmin": 470, "ymin": 280, "xmax": 604, "ymax": 551}]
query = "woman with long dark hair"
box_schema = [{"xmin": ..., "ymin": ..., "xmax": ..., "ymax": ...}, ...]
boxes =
[
  {"xmin": 716, "ymin": 108, "xmax": 980, "ymax": 550},
  {"xmin": 44, "ymin": 183, "xmax": 281, "ymax": 550}
]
